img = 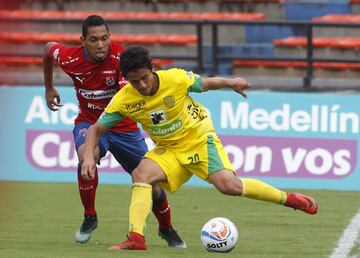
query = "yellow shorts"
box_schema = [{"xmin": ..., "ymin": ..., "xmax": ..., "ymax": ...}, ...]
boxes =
[{"xmin": 145, "ymin": 132, "xmax": 234, "ymax": 193}]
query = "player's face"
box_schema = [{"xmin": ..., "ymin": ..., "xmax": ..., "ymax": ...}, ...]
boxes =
[
  {"xmin": 81, "ymin": 25, "xmax": 110, "ymax": 62},
  {"xmin": 126, "ymin": 68, "xmax": 158, "ymax": 96}
]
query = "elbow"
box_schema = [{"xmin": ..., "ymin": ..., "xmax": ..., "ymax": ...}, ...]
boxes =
[{"xmin": 44, "ymin": 42, "xmax": 56, "ymax": 56}]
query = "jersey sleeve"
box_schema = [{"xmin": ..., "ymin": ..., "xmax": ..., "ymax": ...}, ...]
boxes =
[
  {"xmin": 49, "ymin": 43, "xmax": 69, "ymax": 66},
  {"xmin": 98, "ymin": 94, "xmax": 125, "ymax": 128},
  {"xmin": 176, "ymin": 69, "xmax": 203, "ymax": 93},
  {"xmin": 188, "ymin": 74, "xmax": 203, "ymax": 93},
  {"xmin": 97, "ymin": 111, "xmax": 124, "ymax": 129},
  {"xmin": 181, "ymin": 70, "xmax": 196, "ymax": 89}
]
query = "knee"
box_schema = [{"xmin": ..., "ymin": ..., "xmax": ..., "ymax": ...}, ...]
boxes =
[{"xmin": 132, "ymin": 167, "xmax": 151, "ymax": 184}]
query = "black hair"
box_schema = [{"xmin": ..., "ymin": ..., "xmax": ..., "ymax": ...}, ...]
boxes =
[
  {"xmin": 82, "ymin": 15, "xmax": 109, "ymax": 37},
  {"xmin": 119, "ymin": 45, "xmax": 153, "ymax": 78}
]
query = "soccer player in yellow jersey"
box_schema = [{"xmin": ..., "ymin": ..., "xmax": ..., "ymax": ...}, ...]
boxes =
[{"xmin": 82, "ymin": 45, "xmax": 318, "ymax": 250}]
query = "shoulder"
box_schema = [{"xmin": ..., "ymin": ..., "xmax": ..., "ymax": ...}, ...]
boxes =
[
  {"xmin": 160, "ymin": 68, "xmax": 186, "ymax": 75},
  {"xmin": 108, "ymin": 84, "xmax": 135, "ymax": 110},
  {"xmin": 51, "ymin": 44, "xmax": 83, "ymax": 55},
  {"xmin": 110, "ymin": 42, "xmax": 124, "ymax": 56},
  {"xmin": 157, "ymin": 68, "xmax": 195, "ymax": 85},
  {"xmin": 114, "ymin": 83, "xmax": 131, "ymax": 99},
  {"xmin": 157, "ymin": 68, "xmax": 189, "ymax": 79},
  {"xmin": 51, "ymin": 44, "xmax": 84, "ymax": 65}
]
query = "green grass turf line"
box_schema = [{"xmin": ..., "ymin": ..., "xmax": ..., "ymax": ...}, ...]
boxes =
[{"xmin": 0, "ymin": 181, "xmax": 360, "ymax": 258}]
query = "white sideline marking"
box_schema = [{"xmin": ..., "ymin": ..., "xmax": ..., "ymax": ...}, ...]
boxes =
[{"xmin": 329, "ymin": 208, "xmax": 360, "ymax": 258}]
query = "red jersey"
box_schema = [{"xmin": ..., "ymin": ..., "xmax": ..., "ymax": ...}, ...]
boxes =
[{"xmin": 50, "ymin": 42, "xmax": 138, "ymax": 132}]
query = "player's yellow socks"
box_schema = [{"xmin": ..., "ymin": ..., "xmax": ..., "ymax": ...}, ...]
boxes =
[
  {"xmin": 240, "ymin": 178, "xmax": 287, "ymax": 205},
  {"xmin": 129, "ymin": 183, "xmax": 153, "ymax": 235}
]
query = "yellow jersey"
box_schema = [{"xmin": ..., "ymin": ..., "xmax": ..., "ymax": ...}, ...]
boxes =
[{"xmin": 99, "ymin": 68, "xmax": 215, "ymax": 147}]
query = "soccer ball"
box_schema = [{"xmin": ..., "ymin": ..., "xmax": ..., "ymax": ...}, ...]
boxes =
[{"xmin": 200, "ymin": 217, "xmax": 238, "ymax": 253}]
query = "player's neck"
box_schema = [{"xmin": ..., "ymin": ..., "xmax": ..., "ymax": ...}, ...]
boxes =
[{"xmin": 149, "ymin": 72, "xmax": 159, "ymax": 96}]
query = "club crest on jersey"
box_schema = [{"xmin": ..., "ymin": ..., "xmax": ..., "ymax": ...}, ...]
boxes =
[
  {"xmin": 149, "ymin": 109, "xmax": 167, "ymax": 125},
  {"xmin": 106, "ymin": 76, "xmax": 116, "ymax": 87},
  {"xmin": 154, "ymin": 147, "xmax": 166, "ymax": 155},
  {"xmin": 163, "ymin": 96, "xmax": 175, "ymax": 108}
]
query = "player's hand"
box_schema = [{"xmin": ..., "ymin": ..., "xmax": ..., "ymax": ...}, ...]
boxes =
[
  {"xmin": 81, "ymin": 159, "xmax": 96, "ymax": 181},
  {"xmin": 231, "ymin": 78, "xmax": 252, "ymax": 98},
  {"xmin": 45, "ymin": 87, "xmax": 63, "ymax": 111}
]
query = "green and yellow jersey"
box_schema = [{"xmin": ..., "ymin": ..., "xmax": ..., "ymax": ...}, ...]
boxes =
[{"xmin": 98, "ymin": 68, "xmax": 215, "ymax": 147}]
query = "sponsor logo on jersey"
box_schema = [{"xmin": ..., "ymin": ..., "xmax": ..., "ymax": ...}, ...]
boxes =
[
  {"xmin": 79, "ymin": 128, "xmax": 87, "ymax": 137},
  {"xmin": 87, "ymin": 102, "xmax": 104, "ymax": 110},
  {"xmin": 111, "ymin": 54, "xmax": 120, "ymax": 60},
  {"xmin": 126, "ymin": 100, "xmax": 145, "ymax": 113},
  {"xmin": 106, "ymin": 76, "xmax": 116, "ymax": 87},
  {"xmin": 70, "ymin": 71, "xmax": 91, "ymax": 76},
  {"xmin": 149, "ymin": 118, "xmax": 182, "ymax": 137},
  {"xmin": 60, "ymin": 56, "xmax": 79, "ymax": 65},
  {"xmin": 119, "ymin": 78, "xmax": 128, "ymax": 85},
  {"xmin": 186, "ymin": 71, "xmax": 193, "ymax": 79},
  {"xmin": 79, "ymin": 88, "xmax": 116, "ymax": 99},
  {"xmin": 149, "ymin": 109, "xmax": 167, "ymax": 125},
  {"xmin": 70, "ymin": 72, "xmax": 83, "ymax": 76},
  {"xmin": 102, "ymin": 70, "xmax": 116, "ymax": 74},
  {"xmin": 163, "ymin": 96, "xmax": 175, "ymax": 108},
  {"xmin": 52, "ymin": 48, "xmax": 59, "ymax": 60},
  {"xmin": 75, "ymin": 76, "xmax": 85, "ymax": 85}
]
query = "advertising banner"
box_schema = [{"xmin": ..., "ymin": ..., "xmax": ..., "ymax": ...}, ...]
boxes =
[{"xmin": 0, "ymin": 87, "xmax": 358, "ymax": 190}]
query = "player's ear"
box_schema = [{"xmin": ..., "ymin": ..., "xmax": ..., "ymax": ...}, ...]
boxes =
[{"xmin": 80, "ymin": 36, "xmax": 86, "ymax": 46}]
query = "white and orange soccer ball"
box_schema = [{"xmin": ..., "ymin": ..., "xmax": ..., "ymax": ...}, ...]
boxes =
[{"xmin": 200, "ymin": 217, "xmax": 238, "ymax": 253}]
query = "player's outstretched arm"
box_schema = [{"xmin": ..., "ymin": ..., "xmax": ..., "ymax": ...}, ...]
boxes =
[
  {"xmin": 201, "ymin": 76, "xmax": 252, "ymax": 98},
  {"xmin": 43, "ymin": 42, "xmax": 63, "ymax": 111},
  {"xmin": 82, "ymin": 122, "xmax": 109, "ymax": 181}
]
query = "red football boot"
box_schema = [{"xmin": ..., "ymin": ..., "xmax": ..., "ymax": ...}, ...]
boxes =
[
  {"xmin": 285, "ymin": 192, "xmax": 318, "ymax": 215},
  {"xmin": 109, "ymin": 232, "xmax": 147, "ymax": 250}
]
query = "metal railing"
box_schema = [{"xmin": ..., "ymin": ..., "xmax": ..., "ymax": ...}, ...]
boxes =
[
  {"xmin": 1, "ymin": 16, "xmax": 360, "ymax": 88},
  {"xmin": 208, "ymin": 20, "xmax": 360, "ymax": 88}
]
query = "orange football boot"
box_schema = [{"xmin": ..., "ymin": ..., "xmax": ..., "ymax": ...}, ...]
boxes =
[
  {"xmin": 109, "ymin": 232, "xmax": 147, "ymax": 250},
  {"xmin": 285, "ymin": 192, "xmax": 318, "ymax": 215}
]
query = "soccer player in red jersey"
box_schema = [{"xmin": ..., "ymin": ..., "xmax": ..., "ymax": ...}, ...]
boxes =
[{"xmin": 43, "ymin": 15, "xmax": 185, "ymax": 248}]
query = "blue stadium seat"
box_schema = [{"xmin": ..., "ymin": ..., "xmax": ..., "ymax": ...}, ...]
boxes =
[
  {"xmin": 284, "ymin": 1, "xmax": 351, "ymax": 21},
  {"xmin": 203, "ymin": 43, "xmax": 274, "ymax": 62},
  {"xmin": 245, "ymin": 25, "xmax": 307, "ymax": 43}
]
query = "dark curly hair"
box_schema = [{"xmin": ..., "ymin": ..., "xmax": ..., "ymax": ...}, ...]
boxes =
[
  {"xmin": 119, "ymin": 45, "xmax": 153, "ymax": 78},
  {"xmin": 82, "ymin": 15, "xmax": 109, "ymax": 37}
]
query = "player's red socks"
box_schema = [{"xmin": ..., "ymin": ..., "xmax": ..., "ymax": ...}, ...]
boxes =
[
  {"xmin": 152, "ymin": 189, "xmax": 172, "ymax": 230},
  {"xmin": 77, "ymin": 165, "xmax": 98, "ymax": 216}
]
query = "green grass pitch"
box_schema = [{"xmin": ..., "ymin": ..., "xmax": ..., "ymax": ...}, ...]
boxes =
[{"xmin": 1, "ymin": 181, "xmax": 360, "ymax": 258}]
